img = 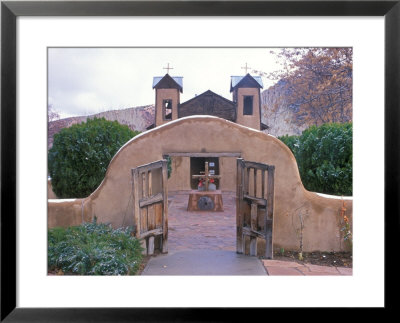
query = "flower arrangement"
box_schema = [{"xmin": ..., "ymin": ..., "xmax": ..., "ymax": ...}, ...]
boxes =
[
  {"xmin": 197, "ymin": 178, "xmax": 217, "ymax": 191},
  {"xmin": 197, "ymin": 179, "xmax": 205, "ymax": 191}
]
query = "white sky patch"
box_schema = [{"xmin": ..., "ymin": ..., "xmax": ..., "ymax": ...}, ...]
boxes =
[{"xmin": 48, "ymin": 47, "xmax": 282, "ymax": 118}]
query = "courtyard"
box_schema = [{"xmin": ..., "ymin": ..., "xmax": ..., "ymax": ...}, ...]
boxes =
[
  {"xmin": 167, "ymin": 191, "xmax": 236, "ymax": 252},
  {"xmin": 141, "ymin": 191, "xmax": 353, "ymax": 276}
]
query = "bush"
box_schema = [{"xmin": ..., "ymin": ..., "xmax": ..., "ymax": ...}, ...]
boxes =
[
  {"xmin": 48, "ymin": 118, "xmax": 139, "ymax": 198},
  {"xmin": 279, "ymin": 123, "xmax": 352, "ymax": 196},
  {"xmin": 48, "ymin": 219, "xmax": 144, "ymax": 275}
]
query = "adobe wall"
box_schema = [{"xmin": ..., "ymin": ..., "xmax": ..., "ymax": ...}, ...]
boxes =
[
  {"xmin": 219, "ymin": 157, "xmax": 236, "ymax": 190},
  {"xmin": 48, "ymin": 116, "xmax": 353, "ymax": 252},
  {"xmin": 167, "ymin": 156, "xmax": 190, "ymax": 190},
  {"xmin": 48, "ymin": 198, "xmax": 92, "ymax": 228}
]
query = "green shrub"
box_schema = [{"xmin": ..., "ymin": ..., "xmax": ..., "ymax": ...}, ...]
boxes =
[
  {"xmin": 48, "ymin": 219, "xmax": 143, "ymax": 275},
  {"xmin": 48, "ymin": 118, "xmax": 139, "ymax": 198},
  {"xmin": 279, "ymin": 123, "xmax": 352, "ymax": 196}
]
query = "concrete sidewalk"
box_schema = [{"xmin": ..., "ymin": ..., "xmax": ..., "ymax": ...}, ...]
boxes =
[
  {"xmin": 141, "ymin": 250, "xmax": 352, "ymax": 276},
  {"xmin": 141, "ymin": 249, "xmax": 268, "ymax": 275}
]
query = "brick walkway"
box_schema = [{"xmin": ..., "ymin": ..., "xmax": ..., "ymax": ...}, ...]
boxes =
[
  {"xmin": 168, "ymin": 191, "xmax": 236, "ymax": 252},
  {"xmin": 262, "ymin": 260, "xmax": 352, "ymax": 276},
  {"xmin": 166, "ymin": 191, "xmax": 352, "ymax": 276}
]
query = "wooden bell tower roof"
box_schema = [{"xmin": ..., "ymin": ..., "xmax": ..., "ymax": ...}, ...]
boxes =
[
  {"xmin": 230, "ymin": 74, "xmax": 263, "ymax": 92},
  {"xmin": 153, "ymin": 74, "xmax": 183, "ymax": 93}
]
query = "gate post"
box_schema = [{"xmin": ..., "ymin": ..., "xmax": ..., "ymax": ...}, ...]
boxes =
[
  {"xmin": 161, "ymin": 159, "xmax": 169, "ymax": 253},
  {"xmin": 236, "ymin": 158, "xmax": 244, "ymax": 254}
]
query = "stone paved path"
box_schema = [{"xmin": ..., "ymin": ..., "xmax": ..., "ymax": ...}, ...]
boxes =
[
  {"xmin": 167, "ymin": 191, "xmax": 236, "ymax": 252},
  {"xmin": 262, "ymin": 260, "xmax": 352, "ymax": 276},
  {"xmin": 142, "ymin": 190, "xmax": 352, "ymax": 276}
]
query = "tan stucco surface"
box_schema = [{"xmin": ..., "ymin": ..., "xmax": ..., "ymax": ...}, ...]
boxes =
[
  {"xmin": 235, "ymin": 88, "xmax": 261, "ymax": 130},
  {"xmin": 167, "ymin": 156, "xmax": 190, "ymax": 190},
  {"xmin": 48, "ymin": 198, "xmax": 92, "ymax": 228},
  {"xmin": 48, "ymin": 116, "xmax": 352, "ymax": 252},
  {"xmin": 155, "ymin": 88, "xmax": 179, "ymax": 126}
]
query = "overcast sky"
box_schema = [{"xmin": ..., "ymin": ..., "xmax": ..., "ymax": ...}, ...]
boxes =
[{"xmin": 48, "ymin": 47, "xmax": 283, "ymax": 119}]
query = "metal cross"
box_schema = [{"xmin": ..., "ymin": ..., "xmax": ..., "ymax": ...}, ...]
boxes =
[
  {"xmin": 241, "ymin": 63, "xmax": 251, "ymax": 74},
  {"xmin": 192, "ymin": 162, "xmax": 221, "ymax": 191},
  {"xmin": 163, "ymin": 63, "xmax": 174, "ymax": 74}
]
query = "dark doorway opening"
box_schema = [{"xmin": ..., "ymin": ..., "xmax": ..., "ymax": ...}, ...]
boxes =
[{"xmin": 190, "ymin": 157, "xmax": 220, "ymax": 189}]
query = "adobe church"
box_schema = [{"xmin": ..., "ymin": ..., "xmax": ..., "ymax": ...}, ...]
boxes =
[
  {"xmin": 147, "ymin": 71, "xmax": 269, "ymax": 192},
  {"xmin": 48, "ymin": 67, "xmax": 353, "ymax": 254}
]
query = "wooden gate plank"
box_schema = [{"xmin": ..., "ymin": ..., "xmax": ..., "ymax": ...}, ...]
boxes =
[
  {"xmin": 140, "ymin": 206, "xmax": 148, "ymax": 235},
  {"xmin": 245, "ymin": 167, "xmax": 250, "ymax": 195},
  {"xmin": 132, "ymin": 168, "xmax": 141, "ymax": 237},
  {"xmin": 244, "ymin": 195, "xmax": 267, "ymax": 206},
  {"xmin": 250, "ymin": 202, "xmax": 257, "ymax": 230},
  {"xmin": 139, "ymin": 192, "xmax": 163, "ymax": 207},
  {"xmin": 242, "ymin": 226, "xmax": 265, "ymax": 239},
  {"xmin": 145, "ymin": 170, "xmax": 149, "ymax": 198},
  {"xmin": 253, "ymin": 168, "xmax": 257, "ymax": 197},
  {"xmin": 261, "ymin": 170, "xmax": 265, "ymax": 199},
  {"xmin": 155, "ymin": 202, "xmax": 163, "ymax": 228},
  {"xmin": 236, "ymin": 158, "xmax": 244, "ymax": 254},
  {"xmin": 147, "ymin": 204, "xmax": 155, "ymax": 231},
  {"xmin": 132, "ymin": 159, "xmax": 169, "ymax": 256},
  {"xmin": 161, "ymin": 159, "xmax": 168, "ymax": 253},
  {"xmin": 237, "ymin": 158, "xmax": 275, "ymax": 258}
]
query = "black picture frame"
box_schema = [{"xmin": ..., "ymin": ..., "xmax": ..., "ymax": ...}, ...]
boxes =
[{"xmin": 1, "ymin": 1, "xmax": 398, "ymax": 321}]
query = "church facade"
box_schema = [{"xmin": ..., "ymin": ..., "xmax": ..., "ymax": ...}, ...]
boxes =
[
  {"xmin": 148, "ymin": 73, "xmax": 268, "ymax": 131},
  {"xmin": 148, "ymin": 73, "xmax": 269, "ymax": 191}
]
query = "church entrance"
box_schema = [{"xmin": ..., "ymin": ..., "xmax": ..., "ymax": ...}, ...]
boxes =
[{"xmin": 131, "ymin": 157, "xmax": 275, "ymax": 259}]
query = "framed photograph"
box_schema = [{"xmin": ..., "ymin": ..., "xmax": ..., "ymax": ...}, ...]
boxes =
[{"xmin": 2, "ymin": 0, "xmax": 398, "ymax": 320}]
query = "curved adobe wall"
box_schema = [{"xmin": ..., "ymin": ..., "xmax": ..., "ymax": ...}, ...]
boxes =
[{"xmin": 48, "ymin": 116, "xmax": 352, "ymax": 252}]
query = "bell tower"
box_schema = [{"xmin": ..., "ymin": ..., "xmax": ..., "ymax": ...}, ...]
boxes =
[
  {"xmin": 152, "ymin": 66, "xmax": 183, "ymax": 127},
  {"xmin": 230, "ymin": 69, "xmax": 263, "ymax": 130}
]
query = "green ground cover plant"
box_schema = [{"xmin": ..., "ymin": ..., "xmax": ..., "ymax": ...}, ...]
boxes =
[
  {"xmin": 48, "ymin": 117, "xmax": 140, "ymax": 198},
  {"xmin": 279, "ymin": 122, "xmax": 352, "ymax": 196},
  {"xmin": 48, "ymin": 219, "xmax": 143, "ymax": 275}
]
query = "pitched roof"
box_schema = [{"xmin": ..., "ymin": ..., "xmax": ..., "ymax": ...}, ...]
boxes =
[
  {"xmin": 179, "ymin": 89, "xmax": 234, "ymax": 107},
  {"xmin": 179, "ymin": 90, "xmax": 236, "ymax": 121},
  {"xmin": 152, "ymin": 74, "xmax": 183, "ymax": 92},
  {"xmin": 230, "ymin": 74, "xmax": 263, "ymax": 92}
]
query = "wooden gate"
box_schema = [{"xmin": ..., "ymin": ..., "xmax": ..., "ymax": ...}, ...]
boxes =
[
  {"xmin": 131, "ymin": 160, "xmax": 168, "ymax": 255},
  {"xmin": 236, "ymin": 158, "xmax": 275, "ymax": 258}
]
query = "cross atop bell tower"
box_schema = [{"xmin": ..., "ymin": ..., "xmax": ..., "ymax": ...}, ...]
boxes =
[
  {"xmin": 241, "ymin": 63, "xmax": 251, "ymax": 74},
  {"xmin": 163, "ymin": 63, "xmax": 174, "ymax": 74}
]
